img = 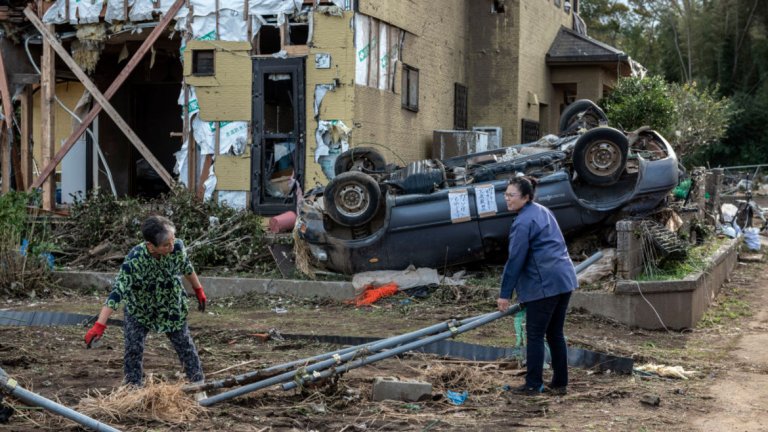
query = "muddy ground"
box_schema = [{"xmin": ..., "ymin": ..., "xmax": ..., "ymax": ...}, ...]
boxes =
[{"xmin": 1, "ymin": 252, "xmax": 767, "ymax": 431}]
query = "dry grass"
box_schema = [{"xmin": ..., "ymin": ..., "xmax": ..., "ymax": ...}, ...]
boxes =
[{"xmin": 76, "ymin": 377, "xmax": 207, "ymax": 426}]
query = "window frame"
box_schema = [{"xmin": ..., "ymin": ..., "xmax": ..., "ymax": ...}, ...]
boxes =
[
  {"xmin": 191, "ymin": 49, "xmax": 215, "ymax": 76},
  {"xmin": 401, "ymin": 64, "xmax": 419, "ymax": 112},
  {"xmin": 454, "ymin": 83, "xmax": 468, "ymax": 130}
]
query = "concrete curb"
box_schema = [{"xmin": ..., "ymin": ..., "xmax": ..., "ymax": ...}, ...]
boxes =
[
  {"xmin": 55, "ymin": 271, "xmax": 356, "ymax": 301},
  {"xmin": 571, "ymin": 238, "xmax": 740, "ymax": 330}
]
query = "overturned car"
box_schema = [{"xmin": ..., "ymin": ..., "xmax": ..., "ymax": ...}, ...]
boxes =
[{"xmin": 296, "ymin": 100, "xmax": 680, "ymax": 275}]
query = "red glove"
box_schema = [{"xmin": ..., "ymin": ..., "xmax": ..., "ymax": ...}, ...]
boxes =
[
  {"xmin": 193, "ymin": 286, "xmax": 207, "ymax": 312},
  {"xmin": 84, "ymin": 322, "xmax": 107, "ymax": 348}
]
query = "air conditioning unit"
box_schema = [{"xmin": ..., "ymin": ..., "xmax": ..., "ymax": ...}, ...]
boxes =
[
  {"xmin": 472, "ymin": 126, "xmax": 502, "ymax": 149},
  {"xmin": 432, "ymin": 130, "xmax": 490, "ymax": 159}
]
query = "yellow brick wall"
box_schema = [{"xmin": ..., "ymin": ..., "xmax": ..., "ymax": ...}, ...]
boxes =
[
  {"xmin": 183, "ymin": 40, "xmax": 253, "ymax": 121},
  {"xmin": 352, "ymin": 0, "xmax": 470, "ymax": 164},
  {"xmin": 468, "ymin": 0, "xmax": 574, "ymax": 143},
  {"xmin": 357, "ymin": 0, "xmax": 424, "ymax": 35},
  {"xmin": 517, "ymin": 0, "xmax": 574, "ymax": 137},
  {"xmin": 304, "ymin": 10, "xmax": 356, "ymax": 187}
]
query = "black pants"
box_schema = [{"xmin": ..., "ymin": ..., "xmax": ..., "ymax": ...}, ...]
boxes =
[
  {"xmin": 123, "ymin": 313, "xmax": 204, "ymax": 386},
  {"xmin": 524, "ymin": 292, "xmax": 572, "ymax": 390}
]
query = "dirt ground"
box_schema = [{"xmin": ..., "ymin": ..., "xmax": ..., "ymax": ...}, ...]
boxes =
[{"xmin": 1, "ymin": 250, "xmax": 767, "ymax": 431}]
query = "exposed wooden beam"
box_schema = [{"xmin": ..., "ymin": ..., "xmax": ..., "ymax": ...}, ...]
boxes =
[
  {"xmin": 0, "ymin": 44, "xmax": 13, "ymax": 130},
  {"xmin": 40, "ymin": 22, "xmax": 56, "ymax": 209},
  {"xmin": 10, "ymin": 137, "xmax": 23, "ymax": 190},
  {"xmin": 197, "ymin": 154, "xmax": 213, "ymax": 200},
  {"xmin": 25, "ymin": 8, "xmax": 176, "ymax": 189},
  {"xmin": 0, "ymin": 129, "xmax": 8, "ymax": 193},
  {"xmin": 20, "ymin": 86, "xmax": 33, "ymax": 189},
  {"xmin": 27, "ymin": 0, "xmax": 185, "ymax": 189}
]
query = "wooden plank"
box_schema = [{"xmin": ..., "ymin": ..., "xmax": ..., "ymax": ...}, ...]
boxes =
[
  {"xmin": 20, "ymin": 86, "xmax": 33, "ymax": 189},
  {"xmin": 197, "ymin": 154, "xmax": 213, "ymax": 199},
  {"xmin": 10, "ymin": 136, "xmax": 23, "ymax": 190},
  {"xmin": 25, "ymin": 9, "xmax": 175, "ymax": 188},
  {"xmin": 0, "ymin": 128, "xmax": 8, "ymax": 193},
  {"xmin": 0, "ymin": 45, "xmax": 14, "ymax": 130},
  {"xmin": 40, "ymin": 23, "xmax": 55, "ymax": 209},
  {"xmin": 27, "ymin": 0, "xmax": 185, "ymax": 189}
]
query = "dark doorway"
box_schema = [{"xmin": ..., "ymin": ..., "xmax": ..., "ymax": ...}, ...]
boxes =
[
  {"xmin": 251, "ymin": 57, "xmax": 306, "ymax": 215},
  {"xmin": 131, "ymin": 82, "xmax": 182, "ymax": 198}
]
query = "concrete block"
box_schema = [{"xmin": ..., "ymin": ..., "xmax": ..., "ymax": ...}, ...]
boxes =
[{"xmin": 371, "ymin": 377, "xmax": 432, "ymax": 402}]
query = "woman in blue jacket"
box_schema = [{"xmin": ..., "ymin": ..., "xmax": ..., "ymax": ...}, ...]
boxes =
[{"xmin": 497, "ymin": 176, "xmax": 577, "ymax": 395}]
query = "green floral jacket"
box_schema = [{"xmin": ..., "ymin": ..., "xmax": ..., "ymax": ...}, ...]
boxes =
[{"xmin": 106, "ymin": 239, "xmax": 195, "ymax": 333}]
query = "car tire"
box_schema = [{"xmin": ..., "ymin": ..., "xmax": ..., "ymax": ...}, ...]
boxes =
[
  {"xmin": 334, "ymin": 147, "xmax": 386, "ymax": 176},
  {"xmin": 559, "ymin": 99, "xmax": 608, "ymax": 134},
  {"xmin": 573, "ymin": 127, "xmax": 628, "ymax": 186},
  {"xmin": 324, "ymin": 171, "xmax": 382, "ymax": 226}
]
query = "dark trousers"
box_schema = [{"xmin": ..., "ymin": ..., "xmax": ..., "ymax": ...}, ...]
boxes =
[
  {"xmin": 524, "ymin": 291, "xmax": 572, "ymax": 389},
  {"xmin": 123, "ymin": 313, "xmax": 204, "ymax": 386}
]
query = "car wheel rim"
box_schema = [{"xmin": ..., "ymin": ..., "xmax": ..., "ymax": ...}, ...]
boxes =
[
  {"xmin": 585, "ymin": 140, "xmax": 621, "ymax": 176},
  {"xmin": 336, "ymin": 184, "xmax": 369, "ymax": 217}
]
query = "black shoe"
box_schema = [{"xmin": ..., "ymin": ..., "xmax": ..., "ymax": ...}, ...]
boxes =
[
  {"xmin": 510, "ymin": 384, "xmax": 545, "ymax": 396},
  {"xmin": 546, "ymin": 385, "xmax": 567, "ymax": 395}
]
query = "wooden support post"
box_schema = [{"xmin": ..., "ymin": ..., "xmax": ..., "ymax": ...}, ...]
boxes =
[
  {"xmin": 25, "ymin": 8, "xmax": 175, "ymax": 188},
  {"xmin": 197, "ymin": 154, "xmax": 213, "ymax": 200},
  {"xmin": 40, "ymin": 23, "xmax": 56, "ymax": 209},
  {"xmin": 215, "ymin": 0, "xmax": 220, "ymax": 38},
  {"xmin": 0, "ymin": 129, "xmax": 8, "ymax": 193},
  {"xmin": 27, "ymin": 0, "xmax": 186, "ymax": 190},
  {"xmin": 20, "ymin": 86, "xmax": 33, "ymax": 189}
]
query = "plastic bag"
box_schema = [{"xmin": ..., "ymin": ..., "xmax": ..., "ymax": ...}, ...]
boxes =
[{"xmin": 744, "ymin": 227, "xmax": 761, "ymax": 251}]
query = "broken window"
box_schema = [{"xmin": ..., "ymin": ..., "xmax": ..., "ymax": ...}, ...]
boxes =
[
  {"xmin": 454, "ymin": 83, "xmax": 468, "ymax": 130},
  {"xmin": 257, "ymin": 25, "xmax": 282, "ymax": 55},
  {"xmin": 192, "ymin": 50, "xmax": 215, "ymax": 76},
  {"xmin": 492, "ymin": 0, "xmax": 506, "ymax": 13},
  {"xmin": 288, "ymin": 21, "xmax": 309, "ymax": 45},
  {"xmin": 402, "ymin": 64, "xmax": 419, "ymax": 112},
  {"xmin": 354, "ymin": 14, "xmax": 404, "ymax": 91},
  {"xmin": 521, "ymin": 119, "xmax": 540, "ymax": 143}
]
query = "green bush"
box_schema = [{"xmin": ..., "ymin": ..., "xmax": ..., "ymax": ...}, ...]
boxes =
[{"xmin": 599, "ymin": 75, "xmax": 677, "ymax": 137}]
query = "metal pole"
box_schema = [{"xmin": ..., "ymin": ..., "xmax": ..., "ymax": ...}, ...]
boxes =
[
  {"xmin": 198, "ymin": 313, "xmax": 495, "ymax": 406},
  {"xmin": 574, "ymin": 250, "xmax": 604, "ymax": 274},
  {"xmin": 282, "ymin": 305, "xmax": 523, "ymax": 390},
  {"xmin": 282, "ymin": 251, "xmax": 601, "ymax": 391},
  {"xmin": 186, "ymin": 312, "xmax": 493, "ymax": 394},
  {"xmin": 0, "ymin": 367, "xmax": 121, "ymax": 432}
]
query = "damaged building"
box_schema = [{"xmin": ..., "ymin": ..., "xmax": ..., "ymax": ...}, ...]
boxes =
[{"xmin": 0, "ymin": 0, "xmax": 641, "ymax": 215}]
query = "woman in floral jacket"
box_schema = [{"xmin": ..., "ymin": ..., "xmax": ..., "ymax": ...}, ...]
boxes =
[{"xmin": 84, "ymin": 215, "xmax": 207, "ymax": 386}]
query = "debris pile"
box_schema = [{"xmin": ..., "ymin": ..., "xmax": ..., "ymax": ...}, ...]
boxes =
[{"xmin": 51, "ymin": 187, "xmax": 272, "ymax": 275}]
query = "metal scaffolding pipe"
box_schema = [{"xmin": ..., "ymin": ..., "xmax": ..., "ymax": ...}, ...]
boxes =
[
  {"xmin": 282, "ymin": 304, "xmax": 523, "ymax": 390},
  {"xmin": 198, "ymin": 312, "xmax": 495, "ymax": 406},
  {"xmin": 280, "ymin": 252, "xmax": 600, "ymax": 391},
  {"xmin": 200, "ymin": 251, "xmax": 601, "ymax": 403},
  {"xmin": 186, "ymin": 312, "xmax": 493, "ymax": 394},
  {"xmin": 0, "ymin": 367, "xmax": 121, "ymax": 432}
]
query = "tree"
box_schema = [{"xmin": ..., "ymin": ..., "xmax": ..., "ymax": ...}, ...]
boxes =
[
  {"xmin": 598, "ymin": 76, "xmax": 677, "ymax": 137},
  {"xmin": 667, "ymin": 82, "xmax": 735, "ymax": 163}
]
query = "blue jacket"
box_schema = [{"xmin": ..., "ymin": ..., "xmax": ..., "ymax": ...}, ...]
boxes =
[{"xmin": 499, "ymin": 201, "xmax": 577, "ymax": 303}]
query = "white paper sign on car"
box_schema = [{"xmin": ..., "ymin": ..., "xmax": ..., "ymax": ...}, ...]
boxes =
[
  {"xmin": 449, "ymin": 189, "xmax": 471, "ymax": 223},
  {"xmin": 474, "ymin": 184, "xmax": 498, "ymax": 217}
]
